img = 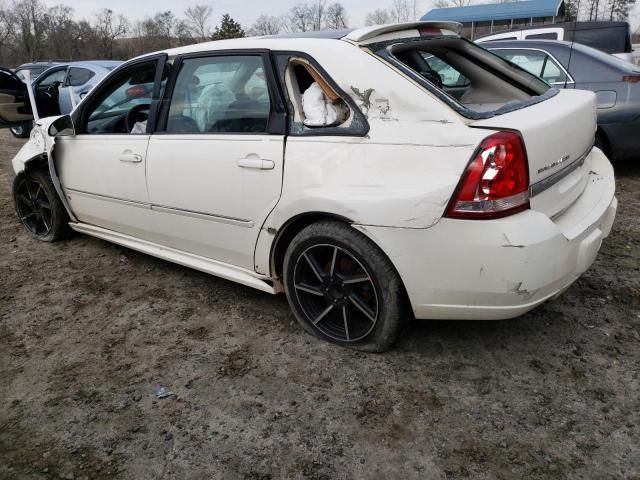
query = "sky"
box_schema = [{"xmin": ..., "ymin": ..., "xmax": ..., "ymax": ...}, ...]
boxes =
[
  {"xmin": 41, "ymin": 0, "xmax": 639, "ymax": 32},
  {"xmin": 41, "ymin": 0, "xmax": 434, "ymax": 29}
]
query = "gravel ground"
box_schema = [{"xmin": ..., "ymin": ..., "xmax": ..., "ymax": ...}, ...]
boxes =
[{"xmin": 1, "ymin": 130, "xmax": 639, "ymax": 480}]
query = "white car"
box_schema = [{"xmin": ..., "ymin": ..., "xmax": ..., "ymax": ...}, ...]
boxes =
[{"xmin": 1, "ymin": 22, "xmax": 617, "ymax": 351}]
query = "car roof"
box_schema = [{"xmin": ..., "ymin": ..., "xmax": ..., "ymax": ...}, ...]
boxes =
[
  {"xmin": 137, "ymin": 21, "xmax": 462, "ymax": 59},
  {"xmin": 16, "ymin": 61, "xmax": 61, "ymax": 69}
]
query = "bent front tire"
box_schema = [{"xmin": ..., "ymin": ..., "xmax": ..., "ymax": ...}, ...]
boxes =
[
  {"xmin": 283, "ymin": 221, "xmax": 409, "ymax": 352},
  {"xmin": 13, "ymin": 169, "xmax": 71, "ymax": 242}
]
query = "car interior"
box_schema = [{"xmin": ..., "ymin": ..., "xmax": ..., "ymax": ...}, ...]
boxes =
[
  {"xmin": 34, "ymin": 68, "xmax": 67, "ymax": 118},
  {"xmin": 84, "ymin": 64, "xmax": 157, "ymax": 134},
  {"xmin": 386, "ymin": 38, "xmax": 551, "ymax": 114},
  {"xmin": 166, "ymin": 56, "xmax": 271, "ymax": 134},
  {"xmin": 285, "ymin": 60, "xmax": 350, "ymax": 128}
]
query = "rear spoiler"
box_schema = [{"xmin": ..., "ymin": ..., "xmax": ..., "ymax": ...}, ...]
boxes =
[{"xmin": 344, "ymin": 21, "xmax": 462, "ymax": 43}]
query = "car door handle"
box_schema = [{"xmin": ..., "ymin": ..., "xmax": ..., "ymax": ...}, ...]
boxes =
[
  {"xmin": 236, "ymin": 156, "xmax": 275, "ymax": 170},
  {"xmin": 119, "ymin": 151, "xmax": 142, "ymax": 163}
]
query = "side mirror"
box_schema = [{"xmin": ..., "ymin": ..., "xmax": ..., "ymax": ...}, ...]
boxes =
[{"xmin": 48, "ymin": 115, "xmax": 75, "ymax": 137}]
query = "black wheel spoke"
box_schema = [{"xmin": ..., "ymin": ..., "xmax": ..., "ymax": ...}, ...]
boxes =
[
  {"xmin": 41, "ymin": 213, "xmax": 50, "ymax": 232},
  {"xmin": 303, "ymin": 253, "xmax": 325, "ymax": 282},
  {"xmin": 313, "ymin": 304, "xmax": 334, "ymax": 325},
  {"xmin": 329, "ymin": 247, "xmax": 338, "ymax": 276},
  {"xmin": 342, "ymin": 305, "xmax": 350, "ymax": 341},
  {"xmin": 16, "ymin": 194, "xmax": 30, "ymax": 206},
  {"xmin": 349, "ymin": 293, "xmax": 376, "ymax": 323},
  {"xmin": 38, "ymin": 200, "xmax": 51, "ymax": 210},
  {"xmin": 340, "ymin": 274, "xmax": 370, "ymax": 285},
  {"xmin": 295, "ymin": 282, "xmax": 324, "ymax": 297}
]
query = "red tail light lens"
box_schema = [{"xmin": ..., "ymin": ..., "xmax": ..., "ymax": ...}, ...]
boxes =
[{"xmin": 446, "ymin": 131, "xmax": 530, "ymax": 219}]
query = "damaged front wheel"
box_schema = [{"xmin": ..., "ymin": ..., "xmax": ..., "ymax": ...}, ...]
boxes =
[{"xmin": 13, "ymin": 169, "xmax": 70, "ymax": 242}]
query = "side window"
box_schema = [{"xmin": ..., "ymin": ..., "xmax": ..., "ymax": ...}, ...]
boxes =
[
  {"xmin": 497, "ymin": 49, "xmax": 546, "ymax": 76},
  {"xmin": 166, "ymin": 55, "xmax": 271, "ymax": 134},
  {"xmin": 65, "ymin": 68, "xmax": 95, "ymax": 87},
  {"xmin": 83, "ymin": 62, "xmax": 159, "ymax": 135},
  {"xmin": 38, "ymin": 69, "xmax": 67, "ymax": 87},
  {"xmin": 540, "ymin": 57, "xmax": 568, "ymax": 84},
  {"xmin": 494, "ymin": 49, "xmax": 567, "ymax": 84},
  {"xmin": 421, "ymin": 54, "xmax": 470, "ymax": 87},
  {"xmin": 286, "ymin": 59, "xmax": 349, "ymax": 128}
]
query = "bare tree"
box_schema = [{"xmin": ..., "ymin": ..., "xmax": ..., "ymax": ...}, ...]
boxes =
[
  {"xmin": 365, "ymin": 8, "xmax": 392, "ymax": 25},
  {"xmin": 389, "ymin": 0, "xmax": 420, "ymax": 22},
  {"xmin": 249, "ymin": 14, "xmax": 282, "ymax": 36},
  {"xmin": 153, "ymin": 11, "xmax": 177, "ymax": 48},
  {"xmin": 93, "ymin": 8, "xmax": 128, "ymax": 59},
  {"xmin": 184, "ymin": 4, "xmax": 213, "ymax": 42},
  {"xmin": 307, "ymin": 0, "xmax": 327, "ymax": 30},
  {"xmin": 43, "ymin": 4, "xmax": 75, "ymax": 60},
  {"xmin": 0, "ymin": 1, "xmax": 15, "ymax": 59},
  {"xmin": 12, "ymin": 0, "xmax": 47, "ymax": 61},
  {"xmin": 324, "ymin": 2, "xmax": 348, "ymax": 29},
  {"xmin": 284, "ymin": 3, "xmax": 313, "ymax": 32}
]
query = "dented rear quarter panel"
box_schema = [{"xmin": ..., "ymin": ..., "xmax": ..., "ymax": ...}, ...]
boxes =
[{"xmin": 254, "ymin": 40, "xmax": 491, "ymax": 275}]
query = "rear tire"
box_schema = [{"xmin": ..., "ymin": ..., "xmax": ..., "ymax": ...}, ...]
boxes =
[
  {"xmin": 13, "ymin": 169, "xmax": 71, "ymax": 242},
  {"xmin": 283, "ymin": 221, "xmax": 409, "ymax": 352}
]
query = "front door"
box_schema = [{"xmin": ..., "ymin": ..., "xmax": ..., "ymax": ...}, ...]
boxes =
[
  {"xmin": 145, "ymin": 53, "xmax": 286, "ymax": 270},
  {"xmin": 55, "ymin": 57, "xmax": 166, "ymax": 238},
  {"xmin": 0, "ymin": 68, "xmax": 33, "ymax": 127}
]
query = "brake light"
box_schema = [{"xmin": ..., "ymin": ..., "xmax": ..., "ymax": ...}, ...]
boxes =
[
  {"xmin": 622, "ymin": 74, "xmax": 640, "ymax": 83},
  {"xmin": 446, "ymin": 131, "xmax": 530, "ymax": 219}
]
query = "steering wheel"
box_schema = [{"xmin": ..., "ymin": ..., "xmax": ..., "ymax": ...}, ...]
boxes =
[
  {"xmin": 125, "ymin": 103, "xmax": 151, "ymax": 133},
  {"xmin": 43, "ymin": 82, "xmax": 61, "ymax": 99}
]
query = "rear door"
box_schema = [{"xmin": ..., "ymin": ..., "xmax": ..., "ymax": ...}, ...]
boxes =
[
  {"xmin": 145, "ymin": 52, "xmax": 286, "ymax": 270},
  {"xmin": 0, "ymin": 68, "xmax": 32, "ymax": 127}
]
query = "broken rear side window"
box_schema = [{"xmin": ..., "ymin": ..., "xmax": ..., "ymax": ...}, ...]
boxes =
[
  {"xmin": 370, "ymin": 37, "xmax": 556, "ymax": 119},
  {"xmin": 274, "ymin": 53, "xmax": 369, "ymax": 136}
]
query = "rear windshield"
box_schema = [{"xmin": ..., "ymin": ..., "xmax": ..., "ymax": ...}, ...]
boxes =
[{"xmin": 370, "ymin": 36, "xmax": 553, "ymax": 119}]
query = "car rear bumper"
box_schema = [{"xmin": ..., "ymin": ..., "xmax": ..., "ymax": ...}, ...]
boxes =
[{"xmin": 356, "ymin": 148, "xmax": 617, "ymax": 320}]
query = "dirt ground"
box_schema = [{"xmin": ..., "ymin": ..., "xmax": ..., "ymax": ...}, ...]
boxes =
[{"xmin": 0, "ymin": 129, "xmax": 638, "ymax": 480}]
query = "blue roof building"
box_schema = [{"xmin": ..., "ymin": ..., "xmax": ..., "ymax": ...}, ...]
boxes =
[{"xmin": 422, "ymin": 0, "xmax": 565, "ymax": 39}]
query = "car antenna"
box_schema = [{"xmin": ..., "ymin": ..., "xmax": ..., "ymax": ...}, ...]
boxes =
[{"xmin": 564, "ymin": 0, "xmax": 581, "ymax": 88}]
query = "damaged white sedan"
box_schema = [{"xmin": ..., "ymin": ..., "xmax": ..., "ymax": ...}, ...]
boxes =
[{"xmin": 2, "ymin": 22, "xmax": 617, "ymax": 351}]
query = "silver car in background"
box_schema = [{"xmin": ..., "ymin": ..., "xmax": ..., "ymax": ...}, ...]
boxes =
[{"xmin": 9, "ymin": 60, "xmax": 122, "ymax": 137}]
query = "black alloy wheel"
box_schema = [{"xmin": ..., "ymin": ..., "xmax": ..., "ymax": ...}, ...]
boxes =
[
  {"xmin": 293, "ymin": 244, "xmax": 379, "ymax": 342},
  {"xmin": 13, "ymin": 169, "xmax": 70, "ymax": 242},
  {"xmin": 284, "ymin": 221, "xmax": 408, "ymax": 352},
  {"xmin": 14, "ymin": 175, "xmax": 54, "ymax": 237}
]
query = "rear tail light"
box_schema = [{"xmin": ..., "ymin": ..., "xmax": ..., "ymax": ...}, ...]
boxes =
[
  {"xmin": 446, "ymin": 131, "xmax": 530, "ymax": 219},
  {"xmin": 622, "ymin": 74, "xmax": 640, "ymax": 83}
]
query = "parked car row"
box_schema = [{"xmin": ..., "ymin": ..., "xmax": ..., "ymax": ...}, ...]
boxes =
[{"xmin": 0, "ymin": 22, "xmax": 617, "ymax": 351}]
